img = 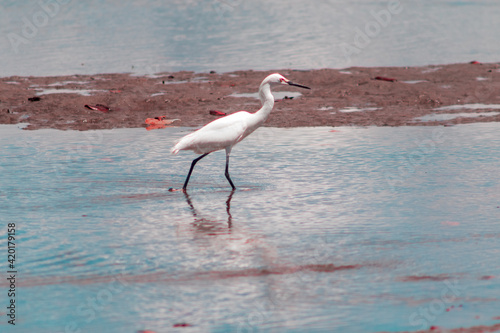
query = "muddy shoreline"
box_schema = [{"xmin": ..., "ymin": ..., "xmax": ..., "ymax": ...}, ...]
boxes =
[{"xmin": 1, "ymin": 62, "xmax": 499, "ymax": 130}]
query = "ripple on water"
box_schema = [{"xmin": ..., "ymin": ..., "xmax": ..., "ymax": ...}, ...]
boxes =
[{"xmin": 1, "ymin": 124, "xmax": 500, "ymax": 332}]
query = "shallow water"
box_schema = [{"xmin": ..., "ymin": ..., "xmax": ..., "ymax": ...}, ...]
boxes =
[
  {"xmin": 415, "ymin": 104, "xmax": 500, "ymax": 122},
  {"xmin": 338, "ymin": 106, "xmax": 380, "ymax": 113},
  {"xmin": 415, "ymin": 111, "xmax": 500, "ymax": 122},
  {"xmin": 1, "ymin": 1, "xmax": 500, "ymax": 77},
  {"xmin": 1, "ymin": 123, "xmax": 499, "ymax": 332},
  {"xmin": 434, "ymin": 104, "xmax": 500, "ymax": 111}
]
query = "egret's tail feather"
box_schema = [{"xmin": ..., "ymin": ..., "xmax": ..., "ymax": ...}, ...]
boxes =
[{"xmin": 171, "ymin": 137, "xmax": 185, "ymax": 155}]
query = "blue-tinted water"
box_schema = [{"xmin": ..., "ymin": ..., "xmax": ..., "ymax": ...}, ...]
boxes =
[
  {"xmin": 1, "ymin": 123, "xmax": 499, "ymax": 332},
  {"xmin": 1, "ymin": 0, "xmax": 500, "ymax": 77}
]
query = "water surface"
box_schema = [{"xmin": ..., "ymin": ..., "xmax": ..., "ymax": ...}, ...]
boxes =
[
  {"xmin": 1, "ymin": 123, "xmax": 499, "ymax": 332},
  {"xmin": 1, "ymin": 1, "xmax": 499, "ymax": 76}
]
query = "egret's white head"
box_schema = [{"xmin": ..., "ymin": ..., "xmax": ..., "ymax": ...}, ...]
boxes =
[{"xmin": 262, "ymin": 73, "xmax": 311, "ymax": 89}]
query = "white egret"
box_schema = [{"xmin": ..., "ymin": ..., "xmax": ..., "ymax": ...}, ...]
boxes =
[{"xmin": 171, "ymin": 73, "xmax": 311, "ymax": 190}]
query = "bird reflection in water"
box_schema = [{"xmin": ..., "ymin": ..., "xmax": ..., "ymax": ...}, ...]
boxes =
[
  {"xmin": 178, "ymin": 190, "xmax": 279, "ymax": 275},
  {"xmin": 183, "ymin": 190, "xmax": 235, "ymax": 236}
]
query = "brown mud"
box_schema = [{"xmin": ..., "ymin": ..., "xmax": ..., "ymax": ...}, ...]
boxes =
[{"xmin": 1, "ymin": 62, "xmax": 499, "ymax": 131}]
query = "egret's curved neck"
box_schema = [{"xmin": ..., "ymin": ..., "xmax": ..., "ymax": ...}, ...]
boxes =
[{"xmin": 255, "ymin": 82, "xmax": 274, "ymax": 122}]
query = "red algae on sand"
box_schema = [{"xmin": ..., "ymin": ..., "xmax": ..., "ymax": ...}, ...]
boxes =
[
  {"xmin": 209, "ymin": 110, "xmax": 226, "ymax": 116},
  {"xmin": 2, "ymin": 62, "xmax": 500, "ymax": 130},
  {"xmin": 144, "ymin": 116, "xmax": 179, "ymax": 130},
  {"xmin": 373, "ymin": 76, "xmax": 397, "ymax": 82},
  {"xmin": 85, "ymin": 104, "xmax": 110, "ymax": 112}
]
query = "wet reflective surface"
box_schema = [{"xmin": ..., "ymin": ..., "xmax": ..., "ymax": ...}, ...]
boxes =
[
  {"xmin": 1, "ymin": 124, "xmax": 499, "ymax": 332},
  {"xmin": 1, "ymin": 1, "xmax": 500, "ymax": 76},
  {"xmin": 415, "ymin": 104, "xmax": 500, "ymax": 122},
  {"xmin": 415, "ymin": 111, "xmax": 500, "ymax": 122}
]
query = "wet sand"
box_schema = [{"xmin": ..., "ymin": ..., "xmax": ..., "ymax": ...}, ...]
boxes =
[{"xmin": 1, "ymin": 62, "xmax": 499, "ymax": 130}]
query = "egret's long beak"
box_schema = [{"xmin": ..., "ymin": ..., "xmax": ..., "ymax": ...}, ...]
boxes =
[{"xmin": 287, "ymin": 81, "xmax": 311, "ymax": 89}]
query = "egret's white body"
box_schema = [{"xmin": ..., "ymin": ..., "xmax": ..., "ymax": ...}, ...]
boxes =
[
  {"xmin": 171, "ymin": 110, "xmax": 258, "ymax": 155},
  {"xmin": 171, "ymin": 73, "xmax": 310, "ymax": 190}
]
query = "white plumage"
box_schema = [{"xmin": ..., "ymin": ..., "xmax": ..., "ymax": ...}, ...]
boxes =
[
  {"xmin": 171, "ymin": 111, "xmax": 252, "ymax": 155},
  {"xmin": 171, "ymin": 73, "xmax": 310, "ymax": 190}
]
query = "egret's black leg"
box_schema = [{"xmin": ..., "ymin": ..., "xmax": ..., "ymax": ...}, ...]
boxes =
[
  {"xmin": 224, "ymin": 151, "xmax": 236, "ymax": 190},
  {"xmin": 226, "ymin": 189, "xmax": 235, "ymax": 228},
  {"xmin": 183, "ymin": 153, "xmax": 209, "ymax": 191}
]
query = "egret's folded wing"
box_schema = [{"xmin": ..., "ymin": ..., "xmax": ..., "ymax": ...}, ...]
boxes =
[{"xmin": 171, "ymin": 111, "xmax": 251, "ymax": 154}]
